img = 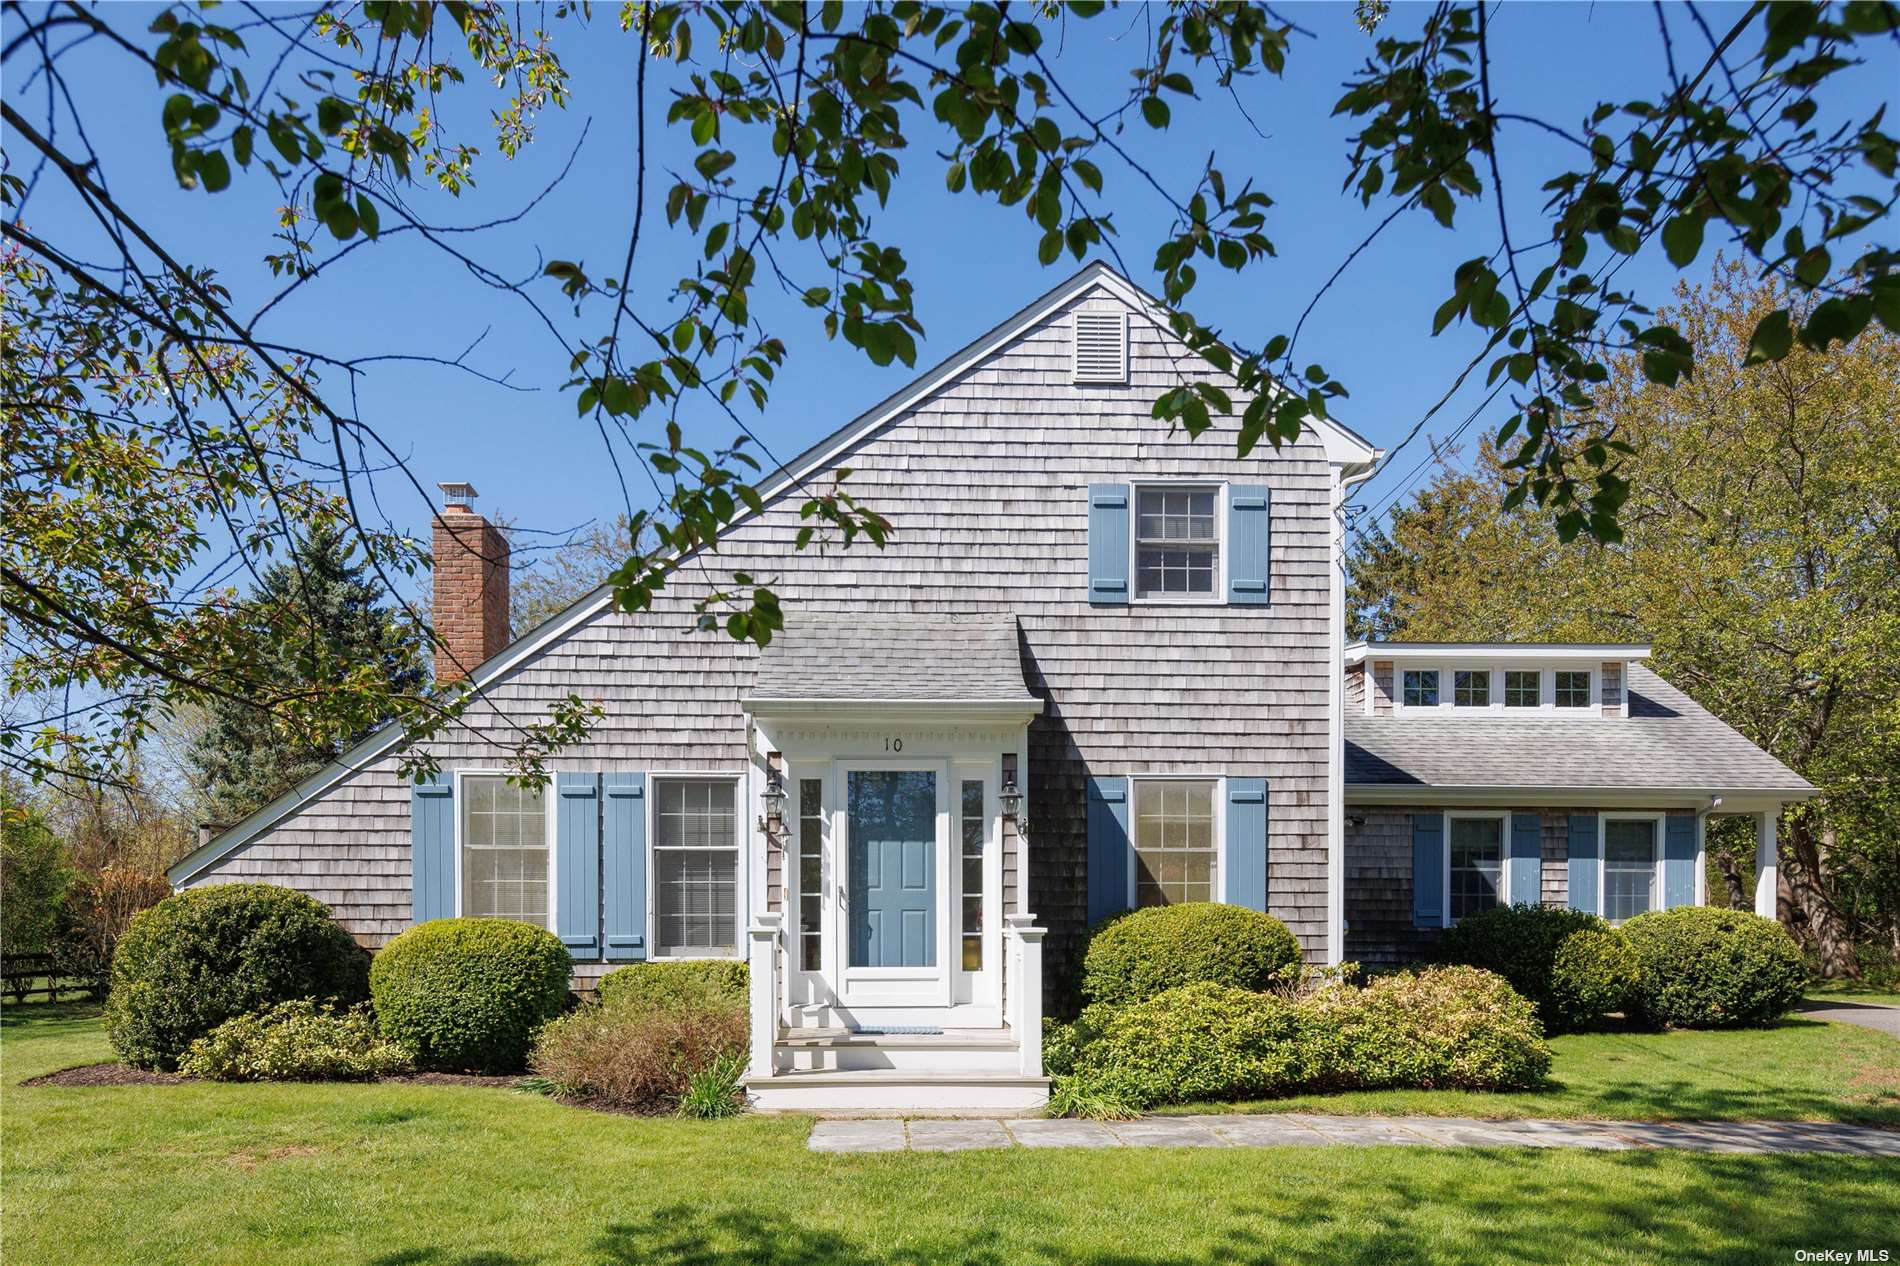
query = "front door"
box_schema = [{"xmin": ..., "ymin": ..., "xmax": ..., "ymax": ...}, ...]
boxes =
[{"xmin": 838, "ymin": 761, "xmax": 951, "ymax": 1009}]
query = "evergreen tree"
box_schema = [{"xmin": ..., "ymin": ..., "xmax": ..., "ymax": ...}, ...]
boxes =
[{"xmin": 188, "ymin": 526, "xmax": 424, "ymax": 825}]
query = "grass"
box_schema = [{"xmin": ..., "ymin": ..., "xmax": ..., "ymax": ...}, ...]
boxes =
[
  {"xmin": 1158, "ymin": 1017, "xmax": 1900, "ymax": 1126},
  {"xmin": 4, "ymin": 1005, "xmax": 1898, "ymax": 1266},
  {"xmin": 1805, "ymin": 981, "xmax": 1900, "ymax": 1007}
]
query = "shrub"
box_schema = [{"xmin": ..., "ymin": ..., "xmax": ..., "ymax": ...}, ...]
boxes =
[
  {"xmin": 105, "ymin": 883, "xmax": 368, "ymax": 1070},
  {"xmin": 1080, "ymin": 903, "xmax": 1301, "ymax": 1008},
  {"xmin": 596, "ymin": 959, "xmax": 748, "ymax": 1012},
  {"xmin": 179, "ymin": 1000, "xmax": 412, "ymax": 1081},
  {"xmin": 1299, "ymin": 966, "xmax": 1552, "ymax": 1091},
  {"xmin": 1437, "ymin": 903, "xmax": 1614, "ymax": 1031},
  {"xmin": 1066, "ymin": 982, "xmax": 1312, "ymax": 1110},
  {"xmin": 370, "ymin": 918, "xmax": 571, "ymax": 1072},
  {"xmin": 530, "ymin": 996, "xmax": 748, "ymax": 1112},
  {"xmin": 677, "ymin": 1050, "xmax": 749, "ymax": 1119},
  {"xmin": 1549, "ymin": 928, "xmax": 1639, "ymax": 1031},
  {"xmin": 1621, "ymin": 907, "xmax": 1806, "ymax": 1029}
]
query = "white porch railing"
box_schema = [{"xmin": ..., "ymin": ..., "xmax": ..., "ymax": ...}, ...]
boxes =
[
  {"xmin": 746, "ymin": 914, "xmax": 783, "ymax": 1080},
  {"xmin": 1004, "ymin": 913, "xmax": 1045, "ymax": 1077}
]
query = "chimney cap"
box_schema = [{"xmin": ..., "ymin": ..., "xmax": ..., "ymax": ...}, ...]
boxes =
[{"xmin": 438, "ymin": 481, "xmax": 479, "ymax": 510}]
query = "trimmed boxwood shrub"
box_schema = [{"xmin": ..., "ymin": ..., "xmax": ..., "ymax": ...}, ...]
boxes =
[
  {"xmin": 1437, "ymin": 903, "xmax": 1614, "ymax": 1031},
  {"xmin": 105, "ymin": 883, "xmax": 368, "ymax": 1070},
  {"xmin": 1300, "ymin": 966, "xmax": 1552, "ymax": 1091},
  {"xmin": 1067, "ymin": 982, "xmax": 1311, "ymax": 1110},
  {"xmin": 1080, "ymin": 903, "xmax": 1301, "ymax": 1007},
  {"xmin": 1621, "ymin": 907, "xmax": 1806, "ymax": 1029},
  {"xmin": 596, "ymin": 959, "xmax": 748, "ymax": 1012},
  {"xmin": 1549, "ymin": 928, "xmax": 1639, "ymax": 1031},
  {"xmin": 370, "ymin": 918, "xmax": 571, "ymax": 1072}
]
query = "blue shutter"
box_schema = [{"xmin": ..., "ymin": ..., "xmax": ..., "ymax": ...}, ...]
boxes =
[
  {"xmin": 1568, "ymin": 814, "xmax": 1600, "ymax": 914},
  {"xmin": 1663, "ymin": 813, "xmax": 1697, "ymax": 909},
  {"xmin": 1509, "ymin": 813, "xmax": 1542, "ymax": 907},
  {"xmin": 1226, "ymin": 485, "xmax": 1271, "ymax": 605},
  {"xmin": 1086, "ymin": 777, "xmax": 1131, "ymax": 923},
  {"xmin": 602, "ymin": 773, "xmax": 648, "ymax": 961},
  {"xmin": 555, "ymin": 773, "xmax": 600, "ymax": 953},
  {"xmin": 1412, "ymin": 813, "xmax": 1444, "ymax": 928},
  {"xmin": 1088, "ymin": 484, "xmax": 1130, "ymax": 605},
  {"xmin": 1224, "ymin": 779, "xmax": 1268, "ymax": 911},
  {"xmin": 410, "ymin": 775, "xmax": 454, "ymax": 924}
]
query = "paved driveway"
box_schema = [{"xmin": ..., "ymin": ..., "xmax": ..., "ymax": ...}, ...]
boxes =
[{"xmin": 1798, "ymin": 998, "xmax": 1900, "ymax": 1038}]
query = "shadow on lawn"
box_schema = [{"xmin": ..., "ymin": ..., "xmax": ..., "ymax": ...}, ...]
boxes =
[{"xmin": 568, "ymin": 1154, "xmax": 1899, "ymax": 1266}]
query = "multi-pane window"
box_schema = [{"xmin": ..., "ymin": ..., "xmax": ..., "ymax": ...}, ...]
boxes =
[
  {"xmin": 460, "ymin": 776, "xmax": 549, "ymax": 924},
  {"xmin": 1604, "ymin": 819, "xmax": 1657, "ymax": 923},
  {"xmin": 654, "ymin": 779, "xmax": 738, "ymax": 957},
  {"xmin": 797, "ymin": 778, "xmax": 823, "ymax": 972},
  {"xmin": 960, "ymin": 780, "xmax": 985, "ymax": 972},
  {"xmin": 1555, "ymin": 670, "xmax": 1592, "ymax": 707},
  {"xmin": 1134, "ymin": 780, "xmax": 1217, "ymax": 907},
  {"xmin": 1135, "ymin": 487, "xmax": 1219, "ymax": 598},
  {"xmin": 1448, "ymin": 816, "xmax": 1503, "ymax": 922},
  {"xmin": 1504, "ymin": 670, "xmax": 1541, "ymax": 707},
  {"xmin": 1403, "ymin": 669, "xmax": 1440, "ymax": 708},
  {"xmin": 1454, "ymin": 670, "xmax": 1491, "ymax": 707}
]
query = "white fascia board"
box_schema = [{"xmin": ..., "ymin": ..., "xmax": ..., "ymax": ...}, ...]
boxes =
[
  {"xmin": 1344, "ymin": 784, "xmax": 1817, "ymax": 809},
  {"xmin": 1343, "ymin": 643, "xmax": 1652, "ymax": 665},
  {"xmin": 741, "ymin": 699, "xmax": 1045, "ymax": 726}
]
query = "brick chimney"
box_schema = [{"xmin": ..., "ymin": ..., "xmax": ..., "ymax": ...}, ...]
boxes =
[{"xmin": 432, "ymin": 481, "xmax": 510, "ymax": 684}]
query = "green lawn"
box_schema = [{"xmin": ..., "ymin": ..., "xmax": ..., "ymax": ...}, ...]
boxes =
[
  {"xmin": 1806, "ymin": 981, "xmax": 1900, "ymax": 1007},
  {"xmin": 1161, "ymin": 1017, "xmax": 1900, "ymax": 1125},
  {"xmin": 5, "ymin": 1005, "xmax": 1898, "ymax": 1266}
]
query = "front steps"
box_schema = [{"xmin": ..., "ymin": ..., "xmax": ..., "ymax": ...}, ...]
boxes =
[{"xmin": 748, "ymin": 1026, "xmax": 1049, "ymax": 1115}]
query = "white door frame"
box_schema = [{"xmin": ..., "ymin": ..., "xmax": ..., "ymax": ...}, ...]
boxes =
[{"xmin": 834, "ymin": 757, "xmax": 953, "ymax": 1010}]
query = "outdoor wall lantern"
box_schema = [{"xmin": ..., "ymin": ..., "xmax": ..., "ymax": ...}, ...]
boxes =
[
  {"xmin": 760, "ymin": 768, "xmax": 788, "ymax": 838},
  {"xmin": 998, "ymin": 777, "xmax": 1023, "ymax": 821}
]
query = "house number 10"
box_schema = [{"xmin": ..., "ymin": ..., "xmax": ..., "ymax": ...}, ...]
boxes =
[{"xmin": 885, "ymin": 737, "xmax": 904, "ymax": 752}]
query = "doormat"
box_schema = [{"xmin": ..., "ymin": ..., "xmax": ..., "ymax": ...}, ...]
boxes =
[{"xmin": 848, "ymin": 1025, "xmax": 943, "ymax": 1036}]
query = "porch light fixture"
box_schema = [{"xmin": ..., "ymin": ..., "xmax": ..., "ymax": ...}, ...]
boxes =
[
  {"xmin": 760, "ymin": 769, "xmax": 788, "ymax": 837},
  {"xmin": 999, "ymin": 777, "xmax": 1023, "ymax": 821}
]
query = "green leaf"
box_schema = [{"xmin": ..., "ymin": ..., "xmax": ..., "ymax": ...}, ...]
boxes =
[
  {"xmin": 197, "ymin": 150, "xmax": 231, "ymax": 192},
  {"xmin": 231, "ymin": 126, "xmax": 253, "ymax": 168},
  {"xmin": 1745, "ymin": 308, "xmax": 1794, "ymax": 363},
  {"xmin": 1660, "ymin": 214, "xmax": 1704, "ymax": 268},
  {"xmin": 355, "ymin": 193, "xmax": 380, "ymax": 238},
  {"xmin": 1140, "ymin": 96, "xmax": 1170, "ymax": 129}
]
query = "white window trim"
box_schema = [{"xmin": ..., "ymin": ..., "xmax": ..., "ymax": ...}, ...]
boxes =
[
  {"xmin": 647, "ymin": 770, "xmax": 747, "ymax": 961},
  {"xmin": 1128, "ymin": 481, "xmax": 1228, "ymax": 606},
  {"xmin": 451, "ymin": 769, "xmax": 558, "ymax": 933},
  {"xmin": 1124, "ymin": 773, "xmax": 1227, "ymax": 908},
  {"xmin": 1390, "ymin": 661, "xmax": 1602, "ymax": 717},
  {"xmin": 1598, "ymin": 811, "xmax": 1665, "ymax": 925},
  {"xmin": 1442, "ymin": 809, "xmax": 1510, "ymax": 927}
]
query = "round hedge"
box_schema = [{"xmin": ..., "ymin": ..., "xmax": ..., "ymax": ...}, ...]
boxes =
[
  {"xmin": 1437, "ymin": 903, "xmax": 1612, "ymax": 1032},
  {"xmin": 1080, "ymin": 903, "xmax": 1301, "ymax": 1008},
  {"xmin": 1548, "ymin": 928, "xmax": 1639, "ymax": 1032},
  {"xmin": 1621, "ymin": 907, "xmax": 1806, "ymax": 1029},
  {"xmin": 370, "ymin": 918, "xmax": 571, "ymax": 1071},
  {"xmin": 104, "ymin": 883, "xmax": 368, "ymax": 1070}
]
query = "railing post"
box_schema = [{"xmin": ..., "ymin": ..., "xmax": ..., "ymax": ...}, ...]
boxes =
[
  {"xmin": 1005, "ymin": 913, "xmax": 1045, "ymax": 1077},
  {"xmin": 747, "ymin": 914, "xmax": 782, "ymax": 1079}
]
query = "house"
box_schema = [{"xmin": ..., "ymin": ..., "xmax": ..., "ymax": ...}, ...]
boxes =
[{"xmin": 167, "ymin": 263, "xmax": 1814, "ymax": 1113}]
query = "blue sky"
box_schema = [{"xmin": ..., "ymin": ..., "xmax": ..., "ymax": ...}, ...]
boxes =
[{"xmin": 10, "ymin": 2, "xmax": 1894, "ymax": 595}]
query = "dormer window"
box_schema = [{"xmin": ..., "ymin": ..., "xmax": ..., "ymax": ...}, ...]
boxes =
[
  {"xmin": 1453, "ymin": 670, "xmax": 1490, "ymax": 707},
  {"xmin": 1504, "ymin": 670, "xmax": 1541, "ymax": 708},
  {"xmin": 1555, "ymin": 670, "xmax": 1592, "ymax": 708},
  {"xmin": 1403, "ymin": 669, "xmax": 1439, "ymax": 708}
]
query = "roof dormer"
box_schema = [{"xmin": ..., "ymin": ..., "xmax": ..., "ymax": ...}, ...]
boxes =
[{"xmin": 1344, "ymin": 642, "xmax": 1651, "ymax": 719}]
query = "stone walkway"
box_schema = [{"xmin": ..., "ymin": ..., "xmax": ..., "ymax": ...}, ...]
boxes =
[{"xmin": 808, "ymin": 1113, "xmax": 1900, "ymax": 1156}]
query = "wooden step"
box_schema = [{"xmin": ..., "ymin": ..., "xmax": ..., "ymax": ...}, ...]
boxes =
[{"xmin": 774, "ymin": 1026, "xmax": 1021, "ymax": 1073}]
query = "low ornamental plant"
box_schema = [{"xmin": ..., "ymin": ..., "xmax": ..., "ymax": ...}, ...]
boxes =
[
  {"xmin": 179, "ymin": 1000, "xmax": 412, "ymax": 1081},
  {"xmin": 596, "ymin": 959, "xmax": 748, "ymax": 1012},
  {"xmin": 1079, "ymin": 903, "xmax": 1302, "ymax": 1008},
  {"xmin": 529, "ymin": 993, "xmax": 748, "ymax": 1114},
  {"xmin": 1621, "ymin": 907, "xmax": 1807, "ymax": 1029},
  {"xmin": 370, "ymin": 918, "xmax": 571, "ymax": 1073}
]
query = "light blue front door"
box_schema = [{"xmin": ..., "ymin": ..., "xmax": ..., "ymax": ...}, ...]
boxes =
[{"xmin": 847, "ymin": 770, "xmax": 937, "ymax": 968}]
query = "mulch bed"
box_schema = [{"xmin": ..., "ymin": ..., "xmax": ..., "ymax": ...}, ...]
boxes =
[
  {"xmin": 383, "ymin": 1070, "xmax": 521, "ymax": 1089},
  {"xmin": 22, "ymin": 1062, "xmax": 182, "ymax": 1087}
]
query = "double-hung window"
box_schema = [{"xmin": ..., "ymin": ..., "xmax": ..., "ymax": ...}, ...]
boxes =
[
  {"xmin": 1133, "ymin": 779, "xmax": 1217, "ymax": 907},
  {"xmin": 460, "ymin": 776, "xmax": 551, "ymax": 925},
  {"xmin": 654, "ymin": 778, "xmax": 739, "ymax": 957},
  {"xmin": 1448, "ymin": 814, "xmax": 1504, "ymax": 921},
  {"xmin": 1603, "ymin": 817, "xmax": 1659, "ymax": 923},
  {"xmin": 1134, "ymin": 486, "xmax": 1219, "ymax": 598},
  {"xmin": 1403, "ymin": 669, "xmax": 1440, "ymax": 708}
]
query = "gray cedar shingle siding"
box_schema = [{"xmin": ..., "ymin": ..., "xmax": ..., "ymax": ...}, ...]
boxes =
[
  {"xmin": 183, "ymin": 281, "xmax": 1340, "ymax": 1000},
  {"xmin": 1601, "ymin": 660, "xmax": 1624, "ymax": 717}
]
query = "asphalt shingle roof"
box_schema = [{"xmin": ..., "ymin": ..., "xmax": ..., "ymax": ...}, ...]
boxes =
[
  {"xmin": 1346, "ymin": 663, "xmax": 1815, "ymax": 794},
  {"xmin": 747, "ymin": 613, "xmax": 1037, "ymax": 704}
]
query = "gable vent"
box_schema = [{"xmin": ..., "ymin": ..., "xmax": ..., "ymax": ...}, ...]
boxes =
[{"xmin": 1072, "ymin": 310, "xmax": 1129, "ymax": 384}]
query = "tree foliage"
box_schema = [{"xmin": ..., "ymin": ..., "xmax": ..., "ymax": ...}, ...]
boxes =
[
  {"xmin": 1347, "ymin": 258, "xmax": 1900, "ymax": 976},
  {"xmin": 3, "ymin": 1, "xmax": 1895, "ymax": 790}
]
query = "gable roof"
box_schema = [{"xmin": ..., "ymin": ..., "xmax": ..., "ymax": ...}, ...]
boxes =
[
  {"xmin": 170, "ymin": 261, "xmax": 1376, "ymax": 885},
  {"xmin": 1344, "ymin": 663, "xmax": 1816, "ymax": 801}
]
